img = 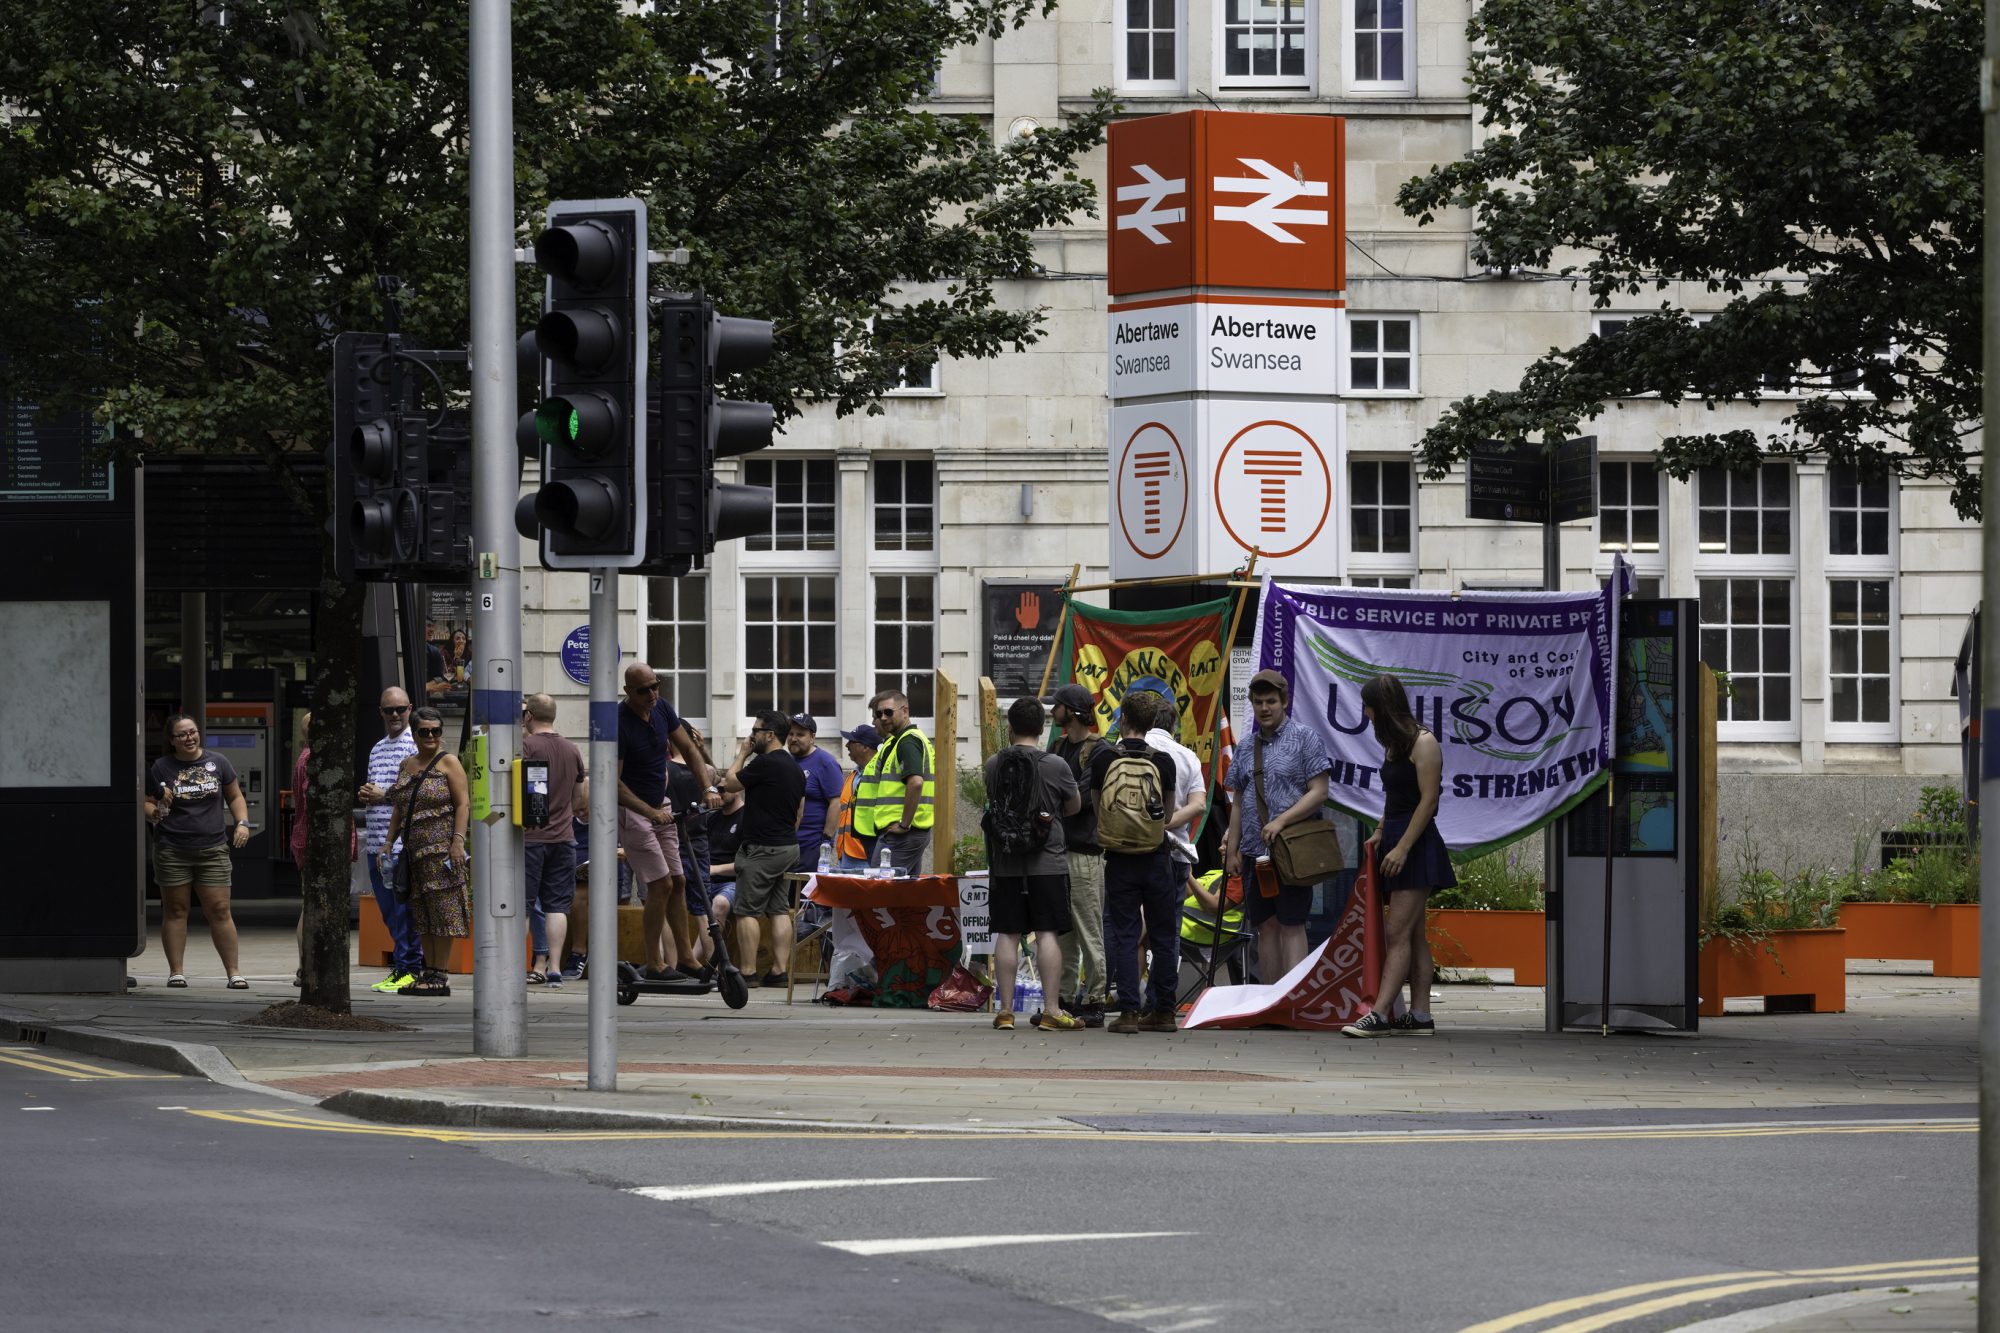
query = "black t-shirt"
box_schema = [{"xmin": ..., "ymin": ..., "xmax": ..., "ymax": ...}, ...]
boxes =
[
  {"xmin": 708, "ymin": 806, "xmax": 745, "ymax": 882},
  {"xmin": 1050, "ymin": 734, "xmax": 1103, "ymax": 853},
  {"xmin": 1086, "ymin": 739, "xmax": 1177, "ymax": 857},
  {"xmin": 667, "ymin": 761, "xmax": 707, "ymax": 838},
  {"xmin": 737, "ymin": 746, "xmax": 805, "ymax": 847},
  {"xmin": 148, "ymin": 751, "xmax": 240, "ymax": 849}
]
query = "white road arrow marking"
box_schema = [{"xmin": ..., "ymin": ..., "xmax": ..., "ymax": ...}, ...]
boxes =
[
  {"xmin": 826, "ymin": 1230, "xmax": 1193, "ymax": 1257},
  {"xmin": 1115, "ymin": 164, "xmax": 1187, "ymax": 245},
  {"xmin": 1211, "ymin": 158, "xmax": 1329, "ymax": 244},
  {"xmin": 629, "ymin": 1176, "xmax": 985, "ymax": 1202}
]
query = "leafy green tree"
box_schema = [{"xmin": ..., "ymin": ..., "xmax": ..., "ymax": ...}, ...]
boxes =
[
  {"xmin": 1397, "ymin": 0, "xmax": 1981, "ymax": 517},
  {"xmin": 0, "ymin": 0, "xmax": 1110, "ymax": 1011}
]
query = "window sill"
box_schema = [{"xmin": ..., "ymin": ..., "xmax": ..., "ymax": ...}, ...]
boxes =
[{"xmin": 1343, "ymin": 390, "xmax": 1422, "ymax": 400}]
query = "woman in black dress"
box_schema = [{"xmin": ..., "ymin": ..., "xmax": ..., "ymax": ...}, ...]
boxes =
[{"xmin": 1344, "ymin": 674, "xmax": 1457, "ymax": 1037}]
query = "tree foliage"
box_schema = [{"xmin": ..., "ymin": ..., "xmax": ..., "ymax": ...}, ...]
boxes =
[
  {"xmin": 0, "ymin": 0, "xmax": 1111, "ymax": 1009},
  {"xmin": 1398, "ymin": 0, "xmax": 1981, "ymax": 517}
]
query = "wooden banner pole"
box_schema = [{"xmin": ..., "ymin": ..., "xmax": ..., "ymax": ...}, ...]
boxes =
[
  {"xmin": 1064, "ymin": 569, "xmax": 1247, "ymax": 596},
  {"xmin": 1035, "ymin": 564, "xmax": 1082, "ymax": 702},
  {"xmin": 1201, "ymin": 553, "xmax": 1261, "ymax": 757}
]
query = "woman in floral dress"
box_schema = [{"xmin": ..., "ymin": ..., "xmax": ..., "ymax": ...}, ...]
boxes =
[{"xmin": 381, "ymin": 706, "xmax": 471, "ymax": 996}]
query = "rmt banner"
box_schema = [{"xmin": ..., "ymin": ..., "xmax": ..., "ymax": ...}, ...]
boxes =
[{"xmin": 1249, "ymin": 581, "xmax": 1617, "ymax": 856}]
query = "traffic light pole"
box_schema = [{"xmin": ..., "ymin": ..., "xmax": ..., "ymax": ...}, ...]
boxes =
[
  {"xmin": 469, "ymin": 0, "xmax": 526, "ymax": 1057},
  {"xmin": 587, "ymin": 570, "xmax": 619, "ymax": 1090}
]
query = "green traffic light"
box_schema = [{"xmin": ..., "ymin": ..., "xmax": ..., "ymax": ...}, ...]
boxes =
[{"xmin": 535, "ymin": 398, "xmax": 581, "ymax": 447}]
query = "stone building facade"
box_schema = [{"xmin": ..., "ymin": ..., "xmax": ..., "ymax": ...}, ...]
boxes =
[{"xmin": 517, "ymin": 0, "xmax": 1976, "ymax": 870}]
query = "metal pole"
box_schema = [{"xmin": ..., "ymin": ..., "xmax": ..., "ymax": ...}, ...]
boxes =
[
  {"xmin": 1542, "ymin": 513, "xmax": 1565, "ymax": 1031},
  {"xmin": 468, "ymin": 0, "xmax": 525, "ymax": 1058},
  {"xmin": 587, "ymin": 570, "xmax": 619, "ymax": 1091},
  {"xmin": 1978, "ymin": 1, "xmax": 1999, "ymax": 1321},
  {"xmin": 179, "ymin": 592, "xmax": 205, "ymax": 723}
]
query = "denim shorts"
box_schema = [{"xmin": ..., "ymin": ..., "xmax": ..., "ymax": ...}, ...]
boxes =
[{"xmin": 524, "ymin": 842, "xmax": 576, "ymax": 914}]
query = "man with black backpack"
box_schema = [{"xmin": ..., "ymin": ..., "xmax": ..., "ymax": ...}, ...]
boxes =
[
  {"xmin": 1088, "ymin": 703, "xmax": 1182, "ymax": 1034},
  {"xmin": 982, "ymin": 697, "xmax": 1083, "ymax": 1032}
]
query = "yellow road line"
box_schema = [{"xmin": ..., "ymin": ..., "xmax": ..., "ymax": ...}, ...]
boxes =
[
  {"xmin": 1532, "ymin": 1266, "xmax": 1976, "ymax": 1333},
  {"xmin": 185, "ymin": 1107, "xmax": 1976, "ymax": 1148},
  {"xmin": 0, "ymin": 1049, "xmax": 182, "ymax": 1081},
  {"xmin": 1461, "ymin": 1255, "xmax": 1977, "ymax": 1333}
]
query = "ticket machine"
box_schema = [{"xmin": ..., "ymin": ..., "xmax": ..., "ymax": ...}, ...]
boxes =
[
  {"xmin": 1548, "ymin": 599, "xmax": 1703, "ymax": 1032},
  {"xmin": 204, "ymin": 700, "xmax": 275, "ymax": 897}
]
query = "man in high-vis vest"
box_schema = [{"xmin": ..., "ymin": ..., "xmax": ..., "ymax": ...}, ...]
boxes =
[
  {"xmin": 829, "ymin": 722, "xmax": 880, "ymax": 870},
  {"xmin": 854, "ymin": 691, "xmax": 935, "ymax": 875}
]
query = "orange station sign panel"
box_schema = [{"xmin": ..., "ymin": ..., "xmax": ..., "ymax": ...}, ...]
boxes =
[{"xmin": 1108, "ymin": 110, "xmax": 1345, "ymax": 297}]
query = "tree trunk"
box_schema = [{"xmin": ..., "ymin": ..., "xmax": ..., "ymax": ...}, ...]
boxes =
[{"xmin": 300, "ymin": 561, "xmax": 367, "ymax": 1014}]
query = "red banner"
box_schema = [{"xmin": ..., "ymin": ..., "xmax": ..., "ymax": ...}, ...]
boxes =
[{"xmin": 1183, "ymin": 855, "xmax": 1382, "ymax": 1031}]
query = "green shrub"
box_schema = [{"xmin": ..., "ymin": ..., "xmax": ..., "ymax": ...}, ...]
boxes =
[
  {"xmin": 950, "ymin": 832, "xmax": 988, "ymax": 875},
  {"xmin": 1431, "ymin": 849, "xmax": 1543, "ymax": 911},
  {"xmin": 1899, "ymin": 785, "xmax": 1970, "ymax": 839},
  {"xmin": 1871, "ymin": 843, "xmax": 1979, "ymax": 906}
]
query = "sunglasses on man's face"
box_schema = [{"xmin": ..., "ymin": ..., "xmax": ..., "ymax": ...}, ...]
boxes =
[
  {"xmin": 381, "ymin": 706, "xmax": 409, "ymax": 716},
  {"xmin": 872, "ymin": 707, "xmax": 896, "ymax": 718},
  {"xmin": 630, "ymin": 682, "xmax": 660, "ymax": 695},
  {"xmin": 414, "ymin": 726, "xmax": 443, "ymax": 737}
]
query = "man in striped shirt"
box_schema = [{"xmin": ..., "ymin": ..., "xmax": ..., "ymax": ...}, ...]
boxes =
[{"xmin": 357, "ymin": 687, "xmax": 423, "ymax": 991}]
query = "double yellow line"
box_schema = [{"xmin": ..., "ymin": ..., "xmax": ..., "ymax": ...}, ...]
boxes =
[
  {"xmin": 0, "ymin": 1047, "xmax": 184, "ymax": 1081},
  {"xmin": 1463, "ymin": 1256, "xmax": 1976, "ymax": 1332}
]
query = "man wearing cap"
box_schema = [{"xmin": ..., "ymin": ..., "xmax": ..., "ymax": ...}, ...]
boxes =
[
  {"xmin": 828, "ymin": 723, "xmax": 881, "ymax": 871},
  {"xmin": 787, "ymin": 713, "xmax": 845, "ymax": 872},
  {"xmin": 1047, "ymin": 683, "xmax": 1107, "ymax": 1024},
  {"xmin": 1223, "ymin": 669, "xmax": 1332, "ymax": 983}
]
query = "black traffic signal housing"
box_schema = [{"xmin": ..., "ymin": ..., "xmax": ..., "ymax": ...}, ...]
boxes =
[
  {"xmin": 644, "ymin": 294, "xmax": 776, "ymax": 573},
  {"xmin": 330, "ymin": 332, "xmax": 473, "ymax": 582},
  {"xmin": 525, "ymin": 198, "xmax": 648, "ymax": 569}
]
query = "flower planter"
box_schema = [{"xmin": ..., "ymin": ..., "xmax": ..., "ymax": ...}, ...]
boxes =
[
  {"xmin": 1836, "ymin": 902, "xmax": 1980, "ymax": 978},
  {"xmin": 1697, "ymin": 928, "xmax": 1847, "ymax": 1017},
  {"xmin": 1426, "ymin": 909, "xmax": 1546, "ymax": 987}
]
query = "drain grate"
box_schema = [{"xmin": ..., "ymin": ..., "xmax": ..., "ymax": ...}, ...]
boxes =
[{"xmin": 19, "ymin": 1027, "xmax": 47, "ymax": 1044}]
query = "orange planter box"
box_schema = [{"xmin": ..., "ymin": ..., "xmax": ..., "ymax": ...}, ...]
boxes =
[
  {"xmin": 357, "ymin": 893, "xmax": 531, "ymax": 976},
  {"xmin": 1425, "ymin": 909, "xmax": 1546, "ymax": 987},
  {"xmin": 1698, "ymin": 928, "xmax": 1847, "ymax": 1017},
  {"xmin": 1835, "ymin": 903, "xmax": 1980, "ymax": 978}
]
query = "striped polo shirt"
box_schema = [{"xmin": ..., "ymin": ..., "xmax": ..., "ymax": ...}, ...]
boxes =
[{"xmin": 363, "ymin": 729, "xmax": 418, "ymax": 853}]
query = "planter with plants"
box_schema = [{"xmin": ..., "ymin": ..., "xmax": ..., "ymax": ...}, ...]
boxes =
[
  {"xmin": 1838, "ymin": 786, "xmax": 1978, "ymax": 976},
  {"xmin": 1698, "ymin": 854, "xmax": 1847, "ymax": 1017},
  {"xmin": 1426, "ymin": 850, "xmax": 1546, "ymax": 986}
]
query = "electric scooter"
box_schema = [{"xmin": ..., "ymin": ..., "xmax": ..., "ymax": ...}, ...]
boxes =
[{"xmin": 613, "ymin": 911, "xmax": 750, "ymax": 1009}]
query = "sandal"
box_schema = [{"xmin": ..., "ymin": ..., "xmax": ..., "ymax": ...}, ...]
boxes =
[
  {"xmin": 226, "ymin": 976, "xmax": 249, "ymax": 990},
  {"xmin": 402, "ymin": 971, "xmax": 452, "ymax": 997},
  {"xmin": 992, "ymin": 1011, "xmax": 1014, "ymax": 1030},
  {"xmin": 526, "ymin": 970, "xmax": 548, "ymax": 985},
  {"xmin": 166, "ymin": 973, "xmax": 188, "ymax": 988}
]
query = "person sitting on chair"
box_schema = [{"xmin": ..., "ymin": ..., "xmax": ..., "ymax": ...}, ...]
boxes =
[{"xmin": 1180, "ymin": 869, "xmax": 1248, "ymax": 991}]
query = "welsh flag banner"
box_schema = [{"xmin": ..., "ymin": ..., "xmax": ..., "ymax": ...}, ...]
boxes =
[
  {"xmin": 1059, "ymin": 595, "xmax": 1232, "ymax": 791},
  {"xmin": 1249, "ymin": 580, "xmax": 1618, "ymax": 857}
]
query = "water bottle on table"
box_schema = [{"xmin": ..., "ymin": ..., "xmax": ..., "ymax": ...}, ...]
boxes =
[
  {"xmin": 875, "ymin": 844, "xmax": 893, "ymax": 878},
  {"xmin": 817, "ymin": 841, "xmax": 833, "ymax": 873}
]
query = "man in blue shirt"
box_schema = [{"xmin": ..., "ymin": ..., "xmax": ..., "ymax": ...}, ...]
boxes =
[
  {"xmin": 1223, "ymin": 669, "xmax": 1333, "ymax": 984},
  {"xmin": 787, "ymin": 714, "xmax": 845, "ymax": 870},
  {"xmin": 617, "ymin": 661, "xmax": 709, "ymax": 980}
]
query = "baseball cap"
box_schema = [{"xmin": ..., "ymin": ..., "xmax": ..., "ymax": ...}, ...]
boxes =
[
  {"xmin": 1247, "ymin": 669, "xmax": 1290, "ymax": 700},
  {"xmin": 1045, "ymin": 683, "xmax": 1094, "ymax": 714},
  {"xmin": 789, "ymin": 713, "xmax": 818, "ymax": 734},
  {"xmin": 839, "ymin": 723, "xmax": 883, "ymax": 747}
]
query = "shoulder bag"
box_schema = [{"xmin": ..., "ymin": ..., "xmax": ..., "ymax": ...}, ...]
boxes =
[
  {"xmin": 390, "ymin": 751, "xmax": 447, "ymax": 902},
  {"xmin": 1254, "ymin": 729, "xmax": 1344, "ymax": 884}
]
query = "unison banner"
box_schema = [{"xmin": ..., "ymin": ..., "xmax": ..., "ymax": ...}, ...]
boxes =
[
  {"xmin": 1250, "ymin": 581, "xmax": 1616, "ymax": 856},
  {"xmin": 1060, "ymin": 596, "xmax": 1231, "ymax": 789}
]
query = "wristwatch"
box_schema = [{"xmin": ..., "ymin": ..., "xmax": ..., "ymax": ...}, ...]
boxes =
[{"xmin": 237, "ymin": 821, "xmax": 250, "ymax": 828}]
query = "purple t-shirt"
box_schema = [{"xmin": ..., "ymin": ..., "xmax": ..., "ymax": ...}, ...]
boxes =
[{"xmin": 793, "ymin": 745, "xmax": 844, "ymax": 854}]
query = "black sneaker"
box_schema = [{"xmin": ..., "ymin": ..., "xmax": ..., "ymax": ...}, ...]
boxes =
[
  {"xmin": 761, "ymin": 972, "xmax": 789, "ymax": 990},
  {"xmin": 1078, "ymin": 1003, "xmax": 1105, "ymax": 1030},
  {"xmin": 1392, "ymin": 1012, "xmax": 1435, "ymax": 1037},
  {"xmin": 1341, "ymin": 1011, "xmax": 1394, "ymax": 1038},
  {"xmin": 641, "ymin": 965, "xmax": 688, "ymax": 983}
]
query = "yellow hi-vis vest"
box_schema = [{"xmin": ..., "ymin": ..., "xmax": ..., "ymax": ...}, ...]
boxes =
[
  {"xmin": 1181, "ymin": 870, "xmax": 1246, "ymax": 948},
  {"xmin": 853, "ymin": 725, "xmax": 936, "ymax": 835}
]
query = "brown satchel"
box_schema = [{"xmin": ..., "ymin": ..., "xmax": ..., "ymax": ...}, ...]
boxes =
[{"xmin": 1254, "ymin": 729, "xmax": 1344, "ymax": 884}]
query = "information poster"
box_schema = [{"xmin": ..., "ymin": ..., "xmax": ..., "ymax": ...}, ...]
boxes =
[
  {"xmin": 425, "ymin": 586, "xmax": 473, "ymax": 715},
  {"xmin": 982, "ymin": 579, "xmax": 1065, "ymax": 698}
]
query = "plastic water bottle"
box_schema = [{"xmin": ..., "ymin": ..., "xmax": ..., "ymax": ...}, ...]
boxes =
[
  {"xmin": 875, "ymin": 844, "xmax": 893, "ymax": 878},
  {"xmin": 816, "ymin": 841, "xmax": 833, "ymax": 873}
]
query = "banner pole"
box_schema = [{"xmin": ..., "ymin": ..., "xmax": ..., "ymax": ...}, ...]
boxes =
[
  {"xmin": 1064, "ymin": 569, "xmax": 1249, "ymax": 595},
  {"xmin": 1202, "ymin": 554, "xmax": 1260, "ymax": 761},
  {"xmin": 1599, "ymin": 772, "xmax": 1616, "ymax": 1037},
  {"xmin": 1035, "ymin": 564, "xmax": 1082, "ymax": 702}
]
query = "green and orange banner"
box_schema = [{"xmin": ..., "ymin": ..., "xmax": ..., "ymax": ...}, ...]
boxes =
[{"xmin": 1057, "ymin": 595, "xmax": 1233, "ymax": 790}]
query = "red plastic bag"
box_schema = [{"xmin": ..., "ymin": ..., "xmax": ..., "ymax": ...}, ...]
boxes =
[{"xmin": 926, "ymin": 963, "xmax": 994, "ymax": 1012}]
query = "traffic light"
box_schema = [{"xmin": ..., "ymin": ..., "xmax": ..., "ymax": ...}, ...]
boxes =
[
  {"xmin": 525, "ymin": 198, "xmax": 648, "ymax": 569},
  {"xmin": 641, "ymin": 295, "xmax": 776, "ymax": 573},
  {"xmin": 330, "ymin": 332, "xmax": 474, "ymax": 582}
]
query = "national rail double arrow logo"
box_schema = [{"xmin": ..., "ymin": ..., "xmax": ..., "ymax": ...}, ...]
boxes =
[{"xmin": 1211, "ymin": 158, "xmax": 1329, "ymax": 245}]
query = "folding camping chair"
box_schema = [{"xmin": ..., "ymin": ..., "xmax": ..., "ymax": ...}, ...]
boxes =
[
  {"xmin": 785, "ymin": 872, "xmax": 837, "ymax": 1005},
  {"xmin": 1176, "ymin": 870, "xmax": 1252, "ymax": 1008}
]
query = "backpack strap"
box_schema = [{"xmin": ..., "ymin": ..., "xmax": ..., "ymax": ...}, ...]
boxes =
[{"xmin": 1253, "ymin": 728, "xmax": 1269, "ymax": 832}]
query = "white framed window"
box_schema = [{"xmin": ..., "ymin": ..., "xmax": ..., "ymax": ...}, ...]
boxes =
[
  {"xmin": 1218, "ymin": 0, "xmax": 1313, "ymax": 89},
  {"xmin": 643, "ymin": 575, "xmax": 710, "ymax": 728},
  {"xmin": 886, "ymin": 356, "xmax": 942, "ymax": 396},
  {"xmin": 1694, "ymin": 463, "xmax": 1798, "ymax": 738},
  {"xmin": 1827, "ymin": 465, "xmax": 1894, "ymax": 560},
  {"xmin": 1596, "ymin": 459, "xmax": 1666, "ymax": 590},
  {"xmin": 743, "ymin": 456, "xmax": 836, "ymax": 554},
  {"xmin": 873, "ymin": 458, "xmax": 936, "ymax": 553},
  {"xmin": 743, "ymin": 574, "xmax": 838, "ymax": 719},
  {"xmin": 1343, "ymin": 0, "xmax": 1412, "ymax": 93},
  {"xmin": 1349, "ymin": 575, "xmax": 1413, "ymax": 589},
  {"xmin": 1824, "ymin": 465, "xmax": 1898, "ymax": 740},
  {"xmin": 1345, "ymin": 315, "xmax": 1416, "ymax": 394},
  {"xmin": 1118, "ymin": 0, "xmax": 1186, "ymax": 90},
  {"xmin": 1347, "ymin": 459, "xmax": 1415, "ymax": 577},
  {"xmin": 872, "ymin": 575, "xmax": 937, "ymax": 718}
]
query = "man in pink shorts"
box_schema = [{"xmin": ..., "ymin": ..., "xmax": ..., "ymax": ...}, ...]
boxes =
[{"xmin": 617, "ymin": 661, "xmax": 707, "ymax": 980}]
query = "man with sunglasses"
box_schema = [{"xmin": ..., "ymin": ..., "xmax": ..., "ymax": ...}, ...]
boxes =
[
  {"xmin": 852, "ymin": 691, "xmax": 936, "ymax": 876},
  {"xmin": 617, "ymin": 662, "xmax": 709, "ymax": 980},
  {"xmin": 356, "ymin": 687, "xmax": 424, "ymax": 991}
]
